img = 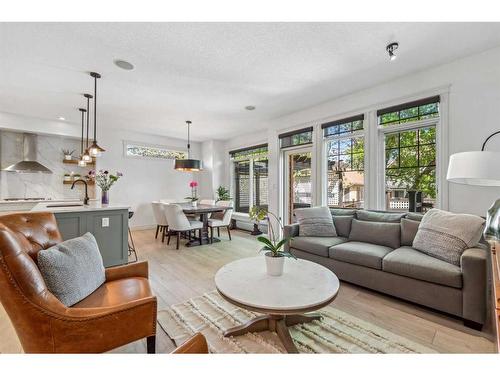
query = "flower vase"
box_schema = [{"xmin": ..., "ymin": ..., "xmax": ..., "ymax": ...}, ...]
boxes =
[
  {"xmin": 101, "ymin": 190, "xmax": 109, "ymax": 205},
  {"xmin": 192, "ymin": 200, "xmax": 197, "ymax": 208},
  {"xmin": 265, "ymin": 253, "xmax": 285, "ymax": 276}
]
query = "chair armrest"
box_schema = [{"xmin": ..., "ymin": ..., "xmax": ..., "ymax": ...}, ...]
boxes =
[
  {"xmin": 172, "ymin": 333, "xmax": 209, "ymax": 354},
  {"xmin": 105, "ymin": 260, "xmax": 149, "ymax": 282},
  {"xmin": 283, "ymin": 223, "xmax": 299, "ymax": 252},
  {"xmin": 461, "ymin": 247, "xmax": 488, "ymax": 324}
]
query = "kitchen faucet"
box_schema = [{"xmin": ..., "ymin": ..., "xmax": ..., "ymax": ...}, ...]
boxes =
[{"xmin": 71, "ymin": 179, "xmax": 90, "ymax": 205}]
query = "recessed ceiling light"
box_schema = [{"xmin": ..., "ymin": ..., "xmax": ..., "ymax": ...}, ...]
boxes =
[
  {"xmin": 114, "ymin": 59, "xmax": 135, "ymax": 71},
  {"xmin": 386, "ymin": 42, "xmax": 399, "ymax": 61},
  {"xmin": 245, "ymin": 105, "xmax": 256, "ymax": 111},
  {"xmin": 58, "ymin": 116, "xmax": 65, "ymax": 121}
]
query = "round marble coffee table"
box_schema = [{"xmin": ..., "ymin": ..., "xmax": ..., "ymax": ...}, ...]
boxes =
[{"xmin": 214, "ymin": 256, "xmax": 340, "ymax": 353}]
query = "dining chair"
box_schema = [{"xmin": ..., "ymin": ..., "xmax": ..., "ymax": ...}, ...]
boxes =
[
  {"xmin": 163, "ymin": 204, "xmax": 203, "ymax": 249},
  {"xmin": 199, "ymin": 199, "xmax": 215, "ymax": 205},
  {"xmin": 208, "ymin": 200, "xmax": 233, "ymax": 242},
  {"xmin": 160, "ymin": 198, "xmax": 177, "ymax": 204},
  {"xmin": 172, "ymin": 333, "xmax": 208, "ymax": 354},
  {"xmin": 152, "ymin": 201, "xmax": 169, "ymax": 242}
]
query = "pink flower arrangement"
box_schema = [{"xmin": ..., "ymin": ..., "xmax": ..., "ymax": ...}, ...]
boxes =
[
  {"xmin": 189, "ymin": 181, "xmax": 198, "ymax": 188},
  {"xmin": 186, "ymin": 181, "xmax": 199, "ymax": 202}
]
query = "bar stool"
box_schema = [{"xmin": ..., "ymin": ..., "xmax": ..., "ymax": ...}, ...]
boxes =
[{"xmin": 128, "ymin": 210, "xmax": 138, "ymax": 263}]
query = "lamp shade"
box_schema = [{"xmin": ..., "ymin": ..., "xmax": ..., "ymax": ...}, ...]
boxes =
[
  {"xmin": 447, "ymin": 151, "xmax": 500, "ymax": 186},
  {"xmin": 174, "ymin": 158, "xmax": 202, "ymax": 172}
]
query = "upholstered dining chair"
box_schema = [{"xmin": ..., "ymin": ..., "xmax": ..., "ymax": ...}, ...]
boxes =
[
  {"xmin": 199, "ymin": 199, "xmax": 215, "ymax": 205},
  {"xmin": 0, "ymin": 212, "xmax": 157, "ymax": 354},
  {"xmin": 152, "ymin": 201, "xmax": 169, "ymax": 242},
  {"xmin": 163, "ymin": 204, "xmax": 203, "ymax": 249},
  {"xmin": 208, "ymin": 200, "xmax": 233, "ymax": 242}
]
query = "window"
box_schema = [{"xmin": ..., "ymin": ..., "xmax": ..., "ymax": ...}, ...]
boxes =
[
  {"xmin": 230, "ymin": 144, "xmax": 268, "ymax": 213},
  {"xmin": 322, "ymin": 115, "xmax": 365, "ymax": 208},
  {"xmin": 279, "ymin": 127, "xmax": 313, "ymax": 149},
  {"xmin": 378, "ymin": 96, "xmax": 439, "ymax": 212},
  {"xmin": 125, "ymin": 142, "xmax": 187, "ymax": 160}
]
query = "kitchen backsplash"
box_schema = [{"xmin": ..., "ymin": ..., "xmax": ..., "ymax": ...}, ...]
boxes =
[{"xmin": 0, "ymin": 130, "xmax": 95, "ymax": 200}]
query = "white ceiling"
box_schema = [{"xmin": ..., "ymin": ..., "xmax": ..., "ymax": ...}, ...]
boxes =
[{"xmin": 2, "ymin": 22, "xmax": 500, "ymax": 141}]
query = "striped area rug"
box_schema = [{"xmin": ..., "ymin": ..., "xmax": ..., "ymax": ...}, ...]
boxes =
[{"xmin": 157, "ymin": 290, "xmax": 435, "ymax": 354}]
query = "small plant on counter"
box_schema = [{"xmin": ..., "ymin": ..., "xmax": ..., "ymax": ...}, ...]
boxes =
[
  {"xmin": 90, "ymin": 170, "xmax": 123, "ymax": 205},
  {"xmin": 62, "ymin": 149, "xmax": 75, "ymax": 160},
  {"xmin": 215, "ymin": 185, "xmax": 231, "ymax": 202}
]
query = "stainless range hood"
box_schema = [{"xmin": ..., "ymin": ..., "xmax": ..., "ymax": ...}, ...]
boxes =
[{"xmin": 3, "ymin": 133, "xmax": 52, "ymax": 173}]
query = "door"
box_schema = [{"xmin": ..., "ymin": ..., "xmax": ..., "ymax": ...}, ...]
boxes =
[{"xmin": 283, "ymin": 147, "xmax": 313, "ymax": 224}]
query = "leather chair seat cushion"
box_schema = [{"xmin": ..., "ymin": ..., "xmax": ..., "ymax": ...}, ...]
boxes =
[
  {"xmin": 72, "ymin": 277, "xmax": 153, "ymax": 308},
  {"xmin": 329, "ymin": 241, "xmax": 394, "ymax": 270},
  {"xmin": 383, "ymin": 246, "xmax": 463, "ymax": 288},
  {"xmin": 290, "ymin": 236, "xmax": 348, "ymax": 257}
]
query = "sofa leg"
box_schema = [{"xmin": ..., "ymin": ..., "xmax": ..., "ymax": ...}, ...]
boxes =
[
  {"xmin": 463, "ymin": 319, "xmax": 483, "ymax": 331},
  {"xmin": 147, "ymin": 335, "xmax": 156, "ymax": 353}
]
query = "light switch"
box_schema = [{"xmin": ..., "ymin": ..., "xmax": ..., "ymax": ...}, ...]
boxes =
[{"xmin": 102, "ymin": 217, "xmax": 109, "ymax": 227}]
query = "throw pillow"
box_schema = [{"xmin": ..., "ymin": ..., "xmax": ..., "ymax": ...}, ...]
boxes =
[
  {"xmin": 401, "ymin": 218, "xmax": 420, "ymax": 246},
  {"xmin": 332, "ymin": 215, "xmax": 354, "ymax": 238},
  {"xmin": 349, "ymin": 219, "xmax": 401, "ymax": 249},
  {"xmin": 294, "ymin": 206, "xmax": 337, "ymax": 237},
  {"xmin": 38, "ymin": 232, "xmax": 105, "ymax": 306},
  {"xmin": 412, "ymin": 208, "xmax": 486, "ymax": 266}
]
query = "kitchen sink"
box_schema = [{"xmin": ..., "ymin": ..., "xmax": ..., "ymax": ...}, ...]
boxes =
[{"xmin": 46, "ymin": 203, "xmax": 84, "ymax": 208}]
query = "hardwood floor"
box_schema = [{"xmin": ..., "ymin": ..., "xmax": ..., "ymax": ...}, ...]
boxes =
[{"xmin": 0, "ymin": 228, "xmax": 496, "ymax": 353}]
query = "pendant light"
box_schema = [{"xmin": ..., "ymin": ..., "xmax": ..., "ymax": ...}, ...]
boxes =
[
  {"xmin": 174, "ymin": 120, "xmax": 202, "ymax": 171},
  {"xmin": 88, "ymin": 72, "xmax": 105, "ymax": 157},
  {"xmin": 82, "ymin": 93, "xmax": 93, "ymax": 163},
  {"xmin": 78, "ymin": 107, "xmax": 87, "ymax": 167}
]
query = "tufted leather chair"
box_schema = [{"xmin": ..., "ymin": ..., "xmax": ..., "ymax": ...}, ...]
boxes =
[{"xmin": 0, "ymin": 212, "xmax": 157, "ymax": 353}]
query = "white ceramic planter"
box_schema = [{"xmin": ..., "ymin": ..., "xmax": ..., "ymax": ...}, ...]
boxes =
[
  {"xmin": 265, "ymin": 253, "xmax": 285, "ymax": 276},
  {"xmin": 64, "ymin": 155, "xmax": 72, "ymax": 160},
  {"xmin": 192, "ymin": 201, "xmax": 198, "ymax": 208}
]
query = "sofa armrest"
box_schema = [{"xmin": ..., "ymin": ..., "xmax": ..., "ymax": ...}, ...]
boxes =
[
  {"xmin": 461, "ymin": 247, "xmax": 488, "ymax": 325},
  {"xmin": 105, "ymin": 260, "xmax": 149, "ymax": 282},
  {"xmin": 283, "ymin": 223, "xmax": 299, "ymax": 252}
]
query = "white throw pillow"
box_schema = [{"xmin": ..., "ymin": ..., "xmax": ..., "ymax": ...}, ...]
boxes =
[
  {"xmin": 412, "ymin": 209, "xmax": 485, "ymax": 266},
  {"xmin": 294, "ymin": 206, "xmax": 337, "ymax": 237}
]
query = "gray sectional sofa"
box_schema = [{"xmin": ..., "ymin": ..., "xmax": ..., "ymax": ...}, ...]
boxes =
[{"xmin": 284, "ymin": 208, "xmax": 488, "ymax": 329}]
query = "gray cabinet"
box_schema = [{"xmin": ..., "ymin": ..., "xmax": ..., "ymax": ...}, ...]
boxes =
[{"xmin": 55, "ymin": 209, "xmax": 128, "ymax": 267}]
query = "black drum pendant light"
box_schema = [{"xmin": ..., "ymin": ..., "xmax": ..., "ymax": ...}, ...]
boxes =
[
  {"xmin": 174, "ymin": 120, "xmax": 202, "ymax": 171},
  {"xmin": 82, "ymin": 93, "xmax": 93, "ymax": 163},
  {"xmin": 88, "ymin": 72, "xmax": 106, "ymax": 157},
  {"xmin": 78, "ymin": 107, "xmax": 87, "ymax": 167}
]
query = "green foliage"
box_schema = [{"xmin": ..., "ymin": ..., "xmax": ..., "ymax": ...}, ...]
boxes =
[
  {"xmin": 257, "ymin": 236, "xmax": 295, "ymax": 259},
  {"xmin": 249, "ymin": 206, "xmax": 267, "ymax": 223},
  {"xmin": 216, "ymin": 186, "xmax": 231, "ymax": 202}
]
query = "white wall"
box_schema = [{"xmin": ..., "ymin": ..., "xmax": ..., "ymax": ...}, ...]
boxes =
[
  {"xmin": 97, "ymin": 127, "xmax": 201, "ymax": 229},
  {"xmin": 199, "ymin": 140, "xmax": 227, "ymax": 200},
  {"xmin": 223, "ymin": 45, "xmax": 500, "ymax": 217}
]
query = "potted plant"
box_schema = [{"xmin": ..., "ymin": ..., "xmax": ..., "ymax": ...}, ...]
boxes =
[
  {"xmin": 73, "ymin": 173, "xmax": 81, "ymax": 181},
  {"xmin": 62, "ymin": 149, "xmax": 75, "ymax": 160},
  {"xmin": 63, "ymin": 173, "xmax": 71, "ymax": 182},
  {"xmin": 256, "ymin": 210, "xmax": 295, "ymax": 276},
  {"xmin": 215, "ymin": 185, "xmax": 231, "ymax": 202},
  {"xmin": 185, "ymin": 181, "xmax": 199, "ymax": 207},
  {"xmin": 248, "ymin": 206, "xmax": 267, "ymax": 235},
  {"xmin": 91, "ymin": 170, "xmax": 123, "ymax": 205}
]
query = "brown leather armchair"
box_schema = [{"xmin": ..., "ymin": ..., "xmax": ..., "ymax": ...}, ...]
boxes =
[
  {"xmin": 0, "ymin": 212, "xmax": 157, "ymax": 353},
  {"xmin": 172, "ymin": 333, "xmax": 209, "ymax": 354}
]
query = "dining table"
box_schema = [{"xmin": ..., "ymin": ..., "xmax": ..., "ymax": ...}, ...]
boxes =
[{"xmin": 180, "ymin": 203, "xmax": 226, "ymax": 247}]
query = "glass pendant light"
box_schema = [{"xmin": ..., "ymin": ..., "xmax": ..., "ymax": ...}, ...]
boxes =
[
  {"xmin": 174, "ymin": 120, "xmax": 202, "ymax": 171},
  {"xmin": 82, "ymin": 93, "xmax": 93, "ymax": 163},
  {"xmin": 78, "ymin": 107, "xmax": 87, "ymax": 167},
  {"xmin": 88, "ymin": 72, "xmax": 105, "ymax": 157}
]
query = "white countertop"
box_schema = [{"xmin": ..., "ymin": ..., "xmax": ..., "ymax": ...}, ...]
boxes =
[{"xmin": 30, "ymin": 201, "xmax": 130, "ymax": 213}]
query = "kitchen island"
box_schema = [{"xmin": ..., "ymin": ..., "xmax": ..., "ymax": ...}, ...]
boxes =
[{"xmin": 31, "ymin": 201, "xmax": 130, "ymax": 267}]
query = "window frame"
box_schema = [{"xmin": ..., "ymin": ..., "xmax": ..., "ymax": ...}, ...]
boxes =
[{"xmin": 123, "ymin": 140, "xmax": 187, "ymax": 161}]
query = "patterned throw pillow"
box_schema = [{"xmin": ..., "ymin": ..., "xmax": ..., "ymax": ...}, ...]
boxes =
[
  {"xmin": 294, "ymin": 206, "xmax": 337, "ymax": 237},
  {"xmin": 38, "ymin": 232, "xmax": 105, "ymax": 306},
  {"xmin": 412, "ymin": 209, "xmax": 485, "ymax": 266}
]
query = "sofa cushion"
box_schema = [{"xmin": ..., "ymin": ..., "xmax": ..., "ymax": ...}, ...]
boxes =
[
  {"xmin": 330, "ymin": 208, "xmax": 358, "ymax": 216},
  {"xmin": 406, "ymin": 212, "xmax": 424, "ymax": 222},
  {"xmin": 383, "ymin": 246, "xmax": 462, "ymax": 288},
  {"xmin": 356, "ymin": 210, "xmax": 406, "ymax": 223},
  {"xmin": 401, "ymin": 218, "xmax": 420, "ymax": 246},
  {"xmin": 291, "ymin": 236, "xmax": 348, "ymax": 257},
  {"xmin": 37, "ymin": 232, "xmax": 105, "ymax": 306},
  {"xmin": 349, "ymin": 219, "xmax": 401, "ymax": 249},
  {"xmin": 295, "ymin": 206, "xmax": 337, "ymax": 237},
  {"xmin": 413, "ymin": 208, "xmax": 485, "ymax": 266},
  {"xmin": 329, "ymin": 241, "xmax": 394, "ymax": 270},
  {"xmin": 332, "ymin": 215, "xmax": 354, "ymax": 238}
]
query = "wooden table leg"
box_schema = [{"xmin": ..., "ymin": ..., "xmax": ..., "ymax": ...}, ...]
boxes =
[{"xmin": 223, "ymin": 314, "xmax": 318, "ymax": 353}]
